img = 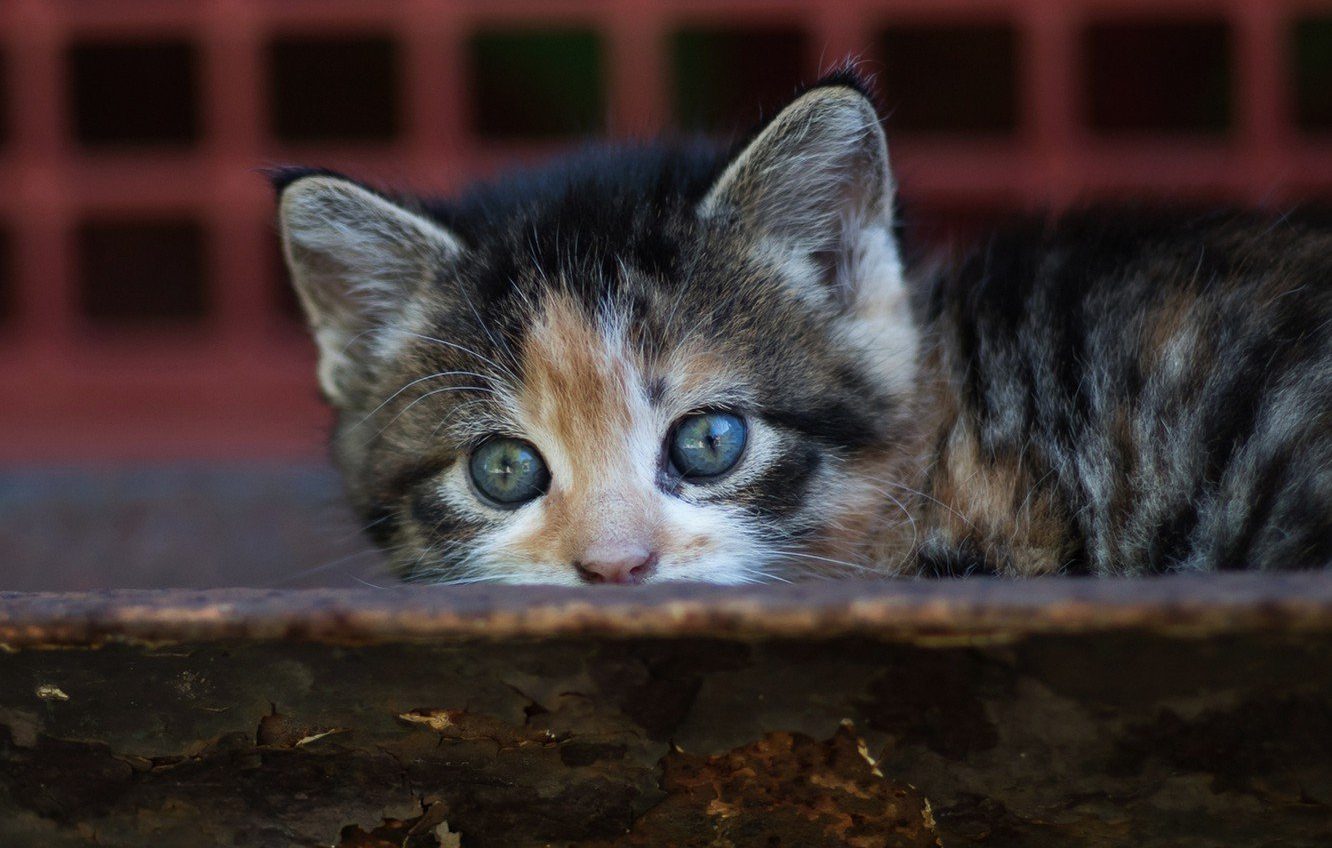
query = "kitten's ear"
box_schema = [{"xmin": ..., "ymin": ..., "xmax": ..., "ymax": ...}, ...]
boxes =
[
  {"xmin": 700, "ymin": 81, "xmax": 897, "ymax": 305},
  {"xmin": 276, "ymin": 172, "xmax": 463, "ymax": 406}
]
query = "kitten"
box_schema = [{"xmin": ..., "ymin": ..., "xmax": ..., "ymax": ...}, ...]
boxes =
[{"xmin": 275, "ymin": 70, "xmax": 1332, "ymax": 583}]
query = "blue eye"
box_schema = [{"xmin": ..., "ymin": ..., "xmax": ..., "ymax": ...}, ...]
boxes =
[
  {"xmin": 469, "ymin": 438, "xmax": 549, "ymax": 505},
  {"xmin": 669, "ymin": 412, "xmax": 747, "ymax": 480}
]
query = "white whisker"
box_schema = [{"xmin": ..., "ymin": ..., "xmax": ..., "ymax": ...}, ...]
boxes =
[
  {"xmin": 395, "ymin": 330, "xmax": 521, "ymax": 385},
  {"xmin": 770, "ymin": 548, "xmax": 879, "ymax": 575},
  {"xmin": 367, "ymin": 384, "xmax": 501, "ymax": 442},
  {"xmin": 350, "ymin": 370, "xmax": 501, "ymax": 432}
]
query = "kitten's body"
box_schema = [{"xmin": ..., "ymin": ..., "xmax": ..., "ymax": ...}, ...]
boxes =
[
  {"xmin": 276, "ymin": 73, "xmax": 1332, "ymax": 582},
  {"xmin": 913, "ymin": 210, "xmax": 1332, "ymax": 574}
]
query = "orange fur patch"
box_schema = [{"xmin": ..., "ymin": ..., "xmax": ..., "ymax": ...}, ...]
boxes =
[
  {"xmin": 509, "ymin": 295, "xmax": 660, "ymax": 564},
  {"xmin": 518, "ymin": 298, "xmax": 635, "ymax": 484},
  {"xmin": 925, "ymin": 421, "xmax": 1071, "ymax": 576}
]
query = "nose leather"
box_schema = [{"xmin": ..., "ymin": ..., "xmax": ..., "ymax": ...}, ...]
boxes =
[{"xmin": 575, "ymin": 548, "xmax": 658, "ymax": 584}]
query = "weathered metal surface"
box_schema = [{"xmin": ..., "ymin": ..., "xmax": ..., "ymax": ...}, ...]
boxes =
[{"xmin": 1, "ymin": 576, "xmax": 1330, "ymax": 847}]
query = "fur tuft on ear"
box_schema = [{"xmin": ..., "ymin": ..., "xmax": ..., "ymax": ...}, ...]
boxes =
[
  {"xmin": 699, "ymin": 80, "xmax": 896, "ymax": 306},
  {"xmin": 798, "ymin": 63, "xmax": 880, "ymax": 107},
  {"xmin": 276, "ymin": 172, "xmax": 464, "ymax": 406}
]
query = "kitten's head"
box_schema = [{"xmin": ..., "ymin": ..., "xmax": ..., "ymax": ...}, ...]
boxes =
[{"xmin": 276, "ymin": 75, "xmax": 921, "ymax": 585}]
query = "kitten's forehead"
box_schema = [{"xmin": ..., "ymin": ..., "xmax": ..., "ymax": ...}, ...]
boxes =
[
  {"xmin": 510, "ymin": 291, "xmax": 749, "ymax": 448},
  {"xmin": 516, "ymin": 295, "xmax": 643, "ymax": 483},
  {"xmin": 499, "ymin": 295, "xmax": 650, "ymax": 564}
]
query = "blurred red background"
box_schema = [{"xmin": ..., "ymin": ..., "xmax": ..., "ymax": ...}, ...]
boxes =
[
  {"xmin": 4, "ymin": 0, "xmax": 1332, "ymax": 464},
  {"xmin": 3, "ymin": 0, "xmax": 1332, "ymax": 587}
]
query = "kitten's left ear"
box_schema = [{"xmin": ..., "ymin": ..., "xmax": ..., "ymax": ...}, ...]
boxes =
[
  {"xmin": 700, "ymin": 79, "xmax": 897, "ymax": 306},
  {"xmin": 275, "ymin": 170, "xmax": 464, "ymax": 406}
]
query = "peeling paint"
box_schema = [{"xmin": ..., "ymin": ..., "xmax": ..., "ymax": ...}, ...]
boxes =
[{"xmin": 34, "ymin": 685, "xmax": 68, "ymax": 702}]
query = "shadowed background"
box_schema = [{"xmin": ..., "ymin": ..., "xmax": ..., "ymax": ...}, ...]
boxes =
[{"xmin": 3, "ymin": 0, "xmax": 1332, "ymax": 589}]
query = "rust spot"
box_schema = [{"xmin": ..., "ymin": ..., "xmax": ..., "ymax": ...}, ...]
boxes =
[{"xmin": 595, "ymin": 724, "xmax": 941, "ymax": 847}]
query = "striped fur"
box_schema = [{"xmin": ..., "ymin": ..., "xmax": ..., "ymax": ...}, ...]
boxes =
[
  {"xmin": 916, "ymin": 209, "xmax": 1332, "ymax": 574},
  {"xmin": 276, "ymin": 72, "xmax": 1332, "ymax": 582}
]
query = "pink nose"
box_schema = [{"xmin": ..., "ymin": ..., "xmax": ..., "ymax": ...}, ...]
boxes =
[{"xmin": 575, "ymin": 550, "xmax": 658, "ymax": 585}]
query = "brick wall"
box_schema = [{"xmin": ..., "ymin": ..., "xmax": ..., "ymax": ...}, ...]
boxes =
[{"xmin": 2, "ymin": 0, "xmax": 1331, "ymax": 463}]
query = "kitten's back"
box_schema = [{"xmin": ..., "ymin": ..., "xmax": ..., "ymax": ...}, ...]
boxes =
[{"xmin": 918, "ymin": 208, "xmax": 1332, "ymax": 574}]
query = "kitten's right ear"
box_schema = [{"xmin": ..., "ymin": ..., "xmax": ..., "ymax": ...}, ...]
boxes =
[
  {"xmin": 275, "ymin": 171, "xmax": 464, "ymax": 406},
  {"xmin": 699, "ymin": 78, "xmax": 896, "ymax": 308}
]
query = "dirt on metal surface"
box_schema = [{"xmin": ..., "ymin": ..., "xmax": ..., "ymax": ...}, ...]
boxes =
[{"xmin": 0, "ymin": 576, "xmax": 1330, "ymax": 847}]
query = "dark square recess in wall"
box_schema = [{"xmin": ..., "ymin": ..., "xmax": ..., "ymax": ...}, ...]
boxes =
[
  {"xmin": 268, "ymin": 35, "xmax": 399, "ymax": 143},
  {"xmin": 1085, "ymin": 21, "xmax": 1232, "ymax": 135},
  {"xmin": 69, "ymin": 40, "xmax": 200, "ymax": 147},
  {"xmin": 878, "ymin": 24, "xmax": 1019, "ymax": 134},
  {"xmin": 1294, "ymin": 18, "xmax": 1332, "ymax": 132},
  {"xmin": 672, "ymin": 27, "xmax": 808, "ymax": 133},
  {"xmin": 469, "ymin": 28, "xmax": 605, "ymax": 139},
  {"xmin": 78, "ymin": 219, "xmax": 207, "ymax": 324}
]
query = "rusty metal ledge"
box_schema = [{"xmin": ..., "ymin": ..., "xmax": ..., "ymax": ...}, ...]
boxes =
[
  {"xmin": 3, "ymin": 576, "xmax": 1331, "ymax": 847},
  {"xmin": 2, "ymin": 573, "xmax": 1332, "ymax": 647}
]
